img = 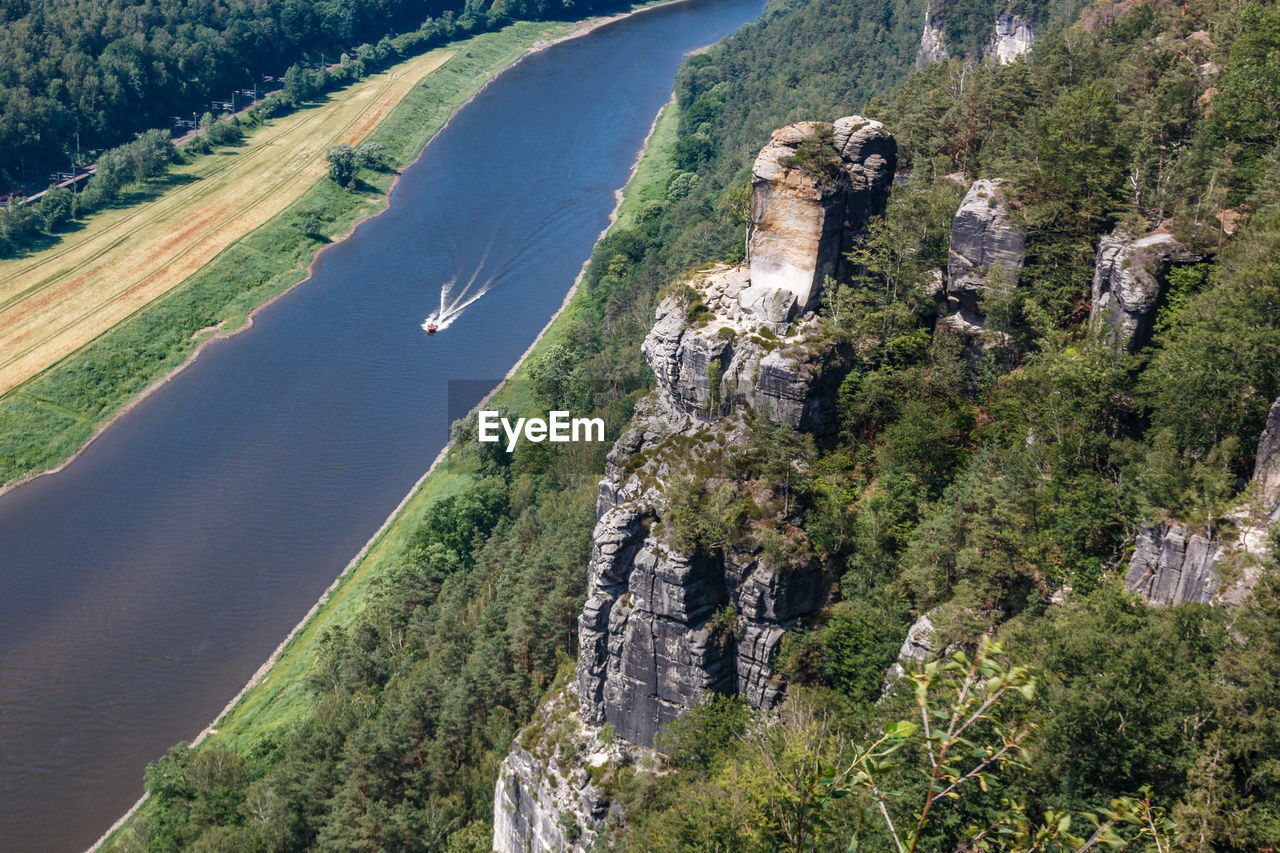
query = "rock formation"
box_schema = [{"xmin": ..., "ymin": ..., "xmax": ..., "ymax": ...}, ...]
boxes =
[
  {"xmin": 495, "ymin": 117, "xmax": 897, "ymax": 852},
  {"xmin": 939, "ymin": 178, "xmax": 1025, "ymax": 337},
  {"xmin": 985, "ymin": 13, "xmax": 1034, "ymax": 64},
  {"xmin": 916, "ymin": 1, "xmax": 950, "ymax": 68},
  {"xmin": 1125, "ymin": 524, "xmax": 1220, "ymax": 605},
  {"xmin": 641, "ymin": 267, "xmax": 847, "ymax": 431},
  {"xmin": 882, "ymin": 610, "xmax": 936, "ymax": 691},
  {"xmin": 747, "ymin": 116, "xmax": 896, "ymax": 319},
  {"xmin": 493, "ymin": 686, "xmax": 622, "ymax": 853},
  {"xmin": 1091, "ymin": 231, "xmax": 1187, "ymax": 352},
  {"xmin": 1255, "ymin": 398, "xmax": 1280, "ymax": 507},
  {"xmin": 579, "ymin": 299, "xmax": 840, "ymax": 746},
  {"xmin": 1127, "ymin": 397, "xmax": 1280, "ymax": 606}
]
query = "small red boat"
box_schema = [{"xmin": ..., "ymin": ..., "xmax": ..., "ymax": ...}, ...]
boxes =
[{"xmin": 425, "ymin": 323, "xmax": 438, "ymax": 334}]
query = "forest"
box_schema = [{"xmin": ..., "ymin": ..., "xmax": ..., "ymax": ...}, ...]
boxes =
[
  {"xmin": 111, "ymin": 0, "xmax": 1280, "ymax": 850},
  {"xmin": 0, "ymin": 0, "xmax": 627, "ymax": 193}
]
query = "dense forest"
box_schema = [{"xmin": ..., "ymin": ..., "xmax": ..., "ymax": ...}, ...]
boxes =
[
  {"xmin": 114, "ymin": 0, "xmax": 1280, "ymax": 850},
  {"xmin": 0, "ymin": 0, "xmax": 627, "ymax": 192}
]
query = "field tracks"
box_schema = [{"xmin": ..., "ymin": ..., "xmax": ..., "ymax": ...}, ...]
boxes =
[{"xmin": 0, "ymin": 50, "xmax": 453, "ymax": 395}]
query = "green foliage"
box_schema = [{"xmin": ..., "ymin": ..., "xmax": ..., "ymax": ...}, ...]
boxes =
[
  {"xmin": 324, "ymin": 143, "xmax": 359, "ymax": 187},
  {"xmin": 656, "ymin": 693, "xmax": 753, "ymax": 771},
  {"xmin": 0, "ymin": 0, "xmax": 639, "ymax": 191},
  {"xmin": 800, "ymin": 598, "xmax": 908, "ymax": 704},
  {"xmin": 355, "ymin": 141, "xmax": 389, "ymax": 171},
  {"xmin": 1141, "ymin": 211, "xmax": 1280, "ymax": 468}
]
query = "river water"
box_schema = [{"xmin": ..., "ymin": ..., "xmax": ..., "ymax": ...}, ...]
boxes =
[{"xmin": 0, "ymin": 0, "xmax": 762, "ymax": 848}]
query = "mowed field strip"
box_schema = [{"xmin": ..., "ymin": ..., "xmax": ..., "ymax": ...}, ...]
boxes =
[{"xmin": 0, "ymin": 48, "xmax": 454, "ymax": 396}]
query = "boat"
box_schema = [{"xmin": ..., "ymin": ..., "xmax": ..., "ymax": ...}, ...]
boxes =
[{"xmin": 425, "ymin": 322, "xmax": 438, "ymax": 334}]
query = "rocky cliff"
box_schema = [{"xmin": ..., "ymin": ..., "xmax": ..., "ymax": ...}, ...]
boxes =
[
  {"xmin": 915, "ymin": 6, "xmax": 1034, "ymax": 68},
  {"xmin": 1126, "ymin": 397, "xmax": 1280, "ymax": 605},
  {"xmin": 985, "ymin": 13, "xmax": 1034, "ymax": 64},
  {"xmin": 746, "ymin": 116, "xmax": 896, "ymax": 318},
  {"xmin": 939, "ymin": 178, "xmax": 1026, "ymax": 339},
  {"xmin": 494, "ymin": 117, "xmax": 896, "ymax": 851},
  {"xmin": 916, "ymin": 1, "xmax": 950, "ymax": 68},
  {"xmin": 1091, "ymin": 231, "xmax": 1188, "ymax": 352}
]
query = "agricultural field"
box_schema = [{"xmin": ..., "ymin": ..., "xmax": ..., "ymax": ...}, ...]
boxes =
[{"xmin": 0, "ymin": 49, "xmax": 452, "ymax": 396}]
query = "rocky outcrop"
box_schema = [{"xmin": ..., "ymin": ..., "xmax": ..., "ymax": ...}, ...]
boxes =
[
  {"xmin": 882, "ymin": 611, "xmax": 936, "ymax": 691},
  {"xmin": 916, "ymin": 1, "xmax": 950, "ymax": 68},
  {"xmin": 1125, "ymin": 524, "xmax": 1220, "ymax": 605},
  {"xmin": 939, "ymin": 179, "xmax": 1025, "ymax": 336},
  {"xmin": 641, "ymin": 268, "xmax": 848, "ymax": 431},
  {"xmin": 578, "ymin": 119, "xmax": 897, "ymax": 747},
  {"xmin": 1091, "ymin": 231, "xmax": 1186, "ymax": 352},
  {"xmin": 497, "ymin": 116, "xmax": 896, "ymax": 852},
  {"xmin": 985, "ymin": 13, "xmax": 1034, "ymax": 64},
  {"xmin": 1253, "ymin": 399, "xmax": 1280, "ymax": 507},
  {"xmin": 578, "ymin": 503, "xmax": 825, "ymax": 744},
  {"xmin": 579, "ymin": 273, "xmax": 844, "ymax": 745},
  {"xmin": 493, "ymin": 686, "xmax": 620, "ymax": 852},
  {"xmin": 1127, "ymin": 396, "xmax": 1280, "ymax": 606},
  {"xmin": 747, "ymin": 116, "xmax": 896, "ymax": 318}
]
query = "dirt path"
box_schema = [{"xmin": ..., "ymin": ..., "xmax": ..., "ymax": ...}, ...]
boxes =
[{"xmin": 0, "ymin": 49, "xmax": 453, "ymax": 395}]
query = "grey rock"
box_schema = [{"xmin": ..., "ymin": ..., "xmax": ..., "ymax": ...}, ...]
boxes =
[
  {"xmin": 916, "ymin": 0, "xmax": 949, "ymax": 68},
  {"xmin": 1091, "ymin": 232, "xmax": 1185, "ymax": 352},
  {"xmin": 985, "ymin": 14, "xmax": 1034, "ymax": 64},
  {"xmin": 1254, "ymin": 398, "xmax": 1280, "ymax": 507},
  {"xmin": 1127, "ymin": 395, "xmax": 1280, "ymax": 607},
  {"xmin": 493, "ymin": 687, "xmax": 620, "ymax": 853},
  {"xmin": 946, "ymin": 179, "xmax": 1025, "ymax": 313},
  {"xmin": 737, "ymin": 284, "xmax": 798, "ymax": 328},
  {"xmin": 882, "ymin": 611, "xmax": 936, "ymax": 690},
  {"xmin": 641, "ymin": 283, "xmax": 847, "ymax": 435},
  {"xmin": 1125, "ymin": 524, "xmax": 1220, "ymax": 605}
]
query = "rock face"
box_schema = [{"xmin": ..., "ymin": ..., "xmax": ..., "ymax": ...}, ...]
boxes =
[
  {"xmin": 1125, "ymin": 524, "xmax": 1220, "ymax": 605},
  {"xmin": 578, "ymin": 276, "xmax": 845, "ymax": 745},
  {"xmin": 493, "ymin": 686, "xmax": 619, "ymax": 852},
  {"xmin": 882, "ymin": 611, "xmax": 936, "ymax": 691},
  {"xmin": 1255, "ymin": 399, "xmax": 1280, "ymax": 507},
  {"xmin": 748, "ymin": 116, "xmax": 896, "ymax": 317},
  {"xmin": 916, "ymin": 1, "xmax": 950, "ymax": 68},
  {"xmin": 1126, "ymin": 395, "xmax": 1280, "ymax": 606},
  {"xmin": 496, "ymin": 117, "xmax": 896, "ymax": 853},
  {"xmin": 641, "ymin": 268, "xmax": 847, "ymax": 431},
  {"xmin": 581, "ymin": 120, "xmax": 895, "ymax": 747},
  {"xmin": 1091, "ymin": 232, "xmax": 1186, "ymax": 351},
  {"xmin": 939, "ymin": 179, "xmax": 1025, "ymax": 336},
  {"xmin": 985, "ymin": 13, "xmax": 1034, "ymax": 64}
]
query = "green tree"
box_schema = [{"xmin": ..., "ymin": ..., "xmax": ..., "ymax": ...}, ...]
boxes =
[{"xmin": 324, "ymin": 143, "xmax": 358, "ymax": 187}]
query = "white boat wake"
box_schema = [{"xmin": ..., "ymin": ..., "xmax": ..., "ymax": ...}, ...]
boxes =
[
  {"xmin": 422, "ymin": 216, "xmax": 567, "ymax": 334},
  {"xmin": 422, "ymin": 257, "xmax": 492, "ymax": 333}
]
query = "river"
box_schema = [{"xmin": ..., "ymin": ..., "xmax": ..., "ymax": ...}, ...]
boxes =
[{"xmin": 0, "ymin": 0, "xmax": 762, "ymax": 847}]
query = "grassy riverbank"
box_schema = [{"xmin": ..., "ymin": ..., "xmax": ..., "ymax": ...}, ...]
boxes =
[
  {"xmin": 0, "ymin": 18, "xmax": 579, "ymax": 491},
  {"xmin": 0, "ymin": 49, "xmax": 453, "ymax": 397},
  {"xmin": 94, "ymin": 88, "xmax": 680, "ymax": 853}
]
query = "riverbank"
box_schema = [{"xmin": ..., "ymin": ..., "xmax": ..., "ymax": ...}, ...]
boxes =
[
  {"xmin": 0, "ymin": 50, "xmax": 456, "ymax": 398},
  {"xmin": 0, "ymin": 1, "xmax": 680, "ymax": 496},
  {"xmin": 90, "ymin": 81, "xmax": 682, "ymax": 853}
]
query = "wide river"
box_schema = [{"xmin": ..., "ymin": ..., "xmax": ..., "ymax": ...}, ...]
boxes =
[{"xmin": 0, "ymin": 0, "xmax": 762, "ymax": 848}]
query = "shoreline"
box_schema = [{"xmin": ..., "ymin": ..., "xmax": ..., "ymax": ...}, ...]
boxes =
[
  {"xmin": 82, "ymin": 8, "xmax": 684, "ymax": 852},
  {"xmin": 0, "ymin": 0, "xmax": 685, "ymax": 505}
]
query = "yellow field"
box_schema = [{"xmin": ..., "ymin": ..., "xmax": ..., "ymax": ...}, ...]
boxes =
[{"xmin": 0, "ymin": 49, "xmax": 453, "ymax": 396}]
